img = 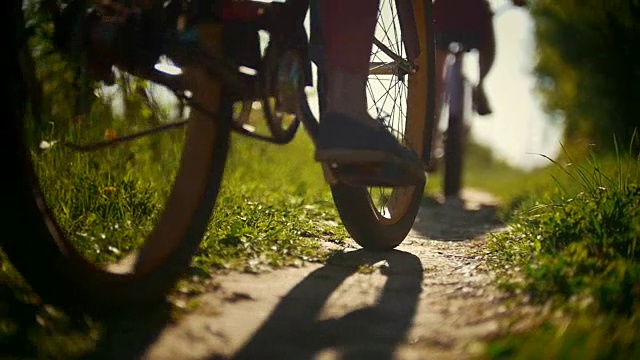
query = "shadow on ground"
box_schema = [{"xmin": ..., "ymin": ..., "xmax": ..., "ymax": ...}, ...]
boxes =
[
  {"xmin": 1, "ymin": 250, "xmax": 423, "ymax": 360},
  {"xmin": 412, "ymin": 195, "xmax": 504, "ymax": 242},
  {"xmin": 229, "ymin": 249, "xmax": 423, "ymax": 360},
  {"xmin": 86, "ymin": 302, "xmax": 173, "ymax": 360},
  {"xmin": 0, "ymin": 280, "xmax": 172, "ymax": 360}
]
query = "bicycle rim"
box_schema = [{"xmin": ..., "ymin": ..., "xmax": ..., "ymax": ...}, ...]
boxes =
[{"xmin": 4, "ymin": 7, "xmax": 231, "ymax": 312}]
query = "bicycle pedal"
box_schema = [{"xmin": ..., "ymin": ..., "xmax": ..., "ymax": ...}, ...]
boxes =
[
  {"xmin": 323, "ymin": 162, "xmax": 424, "ymax": 187},
  {"xmin": 321, "ymin": 162, "xmax": 384, "ymax": 186}
]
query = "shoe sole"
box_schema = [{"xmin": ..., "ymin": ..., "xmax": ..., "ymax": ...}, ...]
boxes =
[
  {"xmin": 315, "ymin": 149, "xmax": 394, "ymax": 164},
  {"xmin": 315, "ymin": 149, "xmax": 426, "ymax": 187}
]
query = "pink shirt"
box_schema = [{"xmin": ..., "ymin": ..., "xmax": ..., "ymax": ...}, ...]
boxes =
[{"xmin": 432, "ymin": 0, "xmax": 493, "ymax": 34}]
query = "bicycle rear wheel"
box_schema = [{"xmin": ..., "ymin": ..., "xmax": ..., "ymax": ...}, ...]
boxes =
[
  {"xmin": 329, "ymin": 0, "xmax": 435, "ymax": 250},
  {"xmin": 3, "ymin": 3, "xmax": 231, "ymax": 312}
]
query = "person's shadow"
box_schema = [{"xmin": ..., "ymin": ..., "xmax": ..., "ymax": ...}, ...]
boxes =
[
  {"xmin": 87, "ymin": 249, "xmax": 422, "ymax": 360},
  {"xmin": 229, "ymin": 249, "xmax": 423, "ymax": 360}
]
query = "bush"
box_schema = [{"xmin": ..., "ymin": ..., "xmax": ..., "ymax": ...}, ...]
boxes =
[
  {"xmin": 484, "ymin": 143, "xmax": 640, "ymax": 359},
  {"xmin": 531, "ymin": 0, "xmax": 640, "ymax": 151}
]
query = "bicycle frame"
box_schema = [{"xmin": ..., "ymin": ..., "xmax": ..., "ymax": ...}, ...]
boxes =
[
  {"xmin": 54, "ymin": 0, "xmax": 425, "ymax": 158},
  {"xmin": 434, "ymin": 3, "xmax": 518, "ymax": 199},
  {"xmin": 222, "ymin": 0, "xmax": 422, "ymax": 156}
]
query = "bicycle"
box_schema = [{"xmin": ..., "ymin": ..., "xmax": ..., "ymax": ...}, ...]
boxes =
[
  {"xmin": 430, "ymin": 0, "xmax": 528, "ymax": 200},
  {"xmin": 4, "ymin": 0, "xmax": 435, "ymax": 312}
]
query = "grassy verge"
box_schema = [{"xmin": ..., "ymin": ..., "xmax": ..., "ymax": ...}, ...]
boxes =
[
  {"xmin": 425, "ymin": 141, "xmax": 559, "ymax": 205},
  {"xmin": 482, "ymin": 140, "xmax": 640, "ymax": 359},
  {"xmin": 0, "ymin": 115, "xmax": 347, "ymax": 357},
  {"xmin": 2, "ymin": 79, "xmax": 593, "ymax": 358},
  {"xmin": 2, "ymin": 114, "xmax": 567, "ymax": 358}
]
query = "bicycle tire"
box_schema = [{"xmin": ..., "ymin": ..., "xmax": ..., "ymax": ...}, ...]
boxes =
[
  {"xmin": 443, "ymin": 58, "xmax": 465, "ymax": 199},
  {"xmin": 4, "ymin": 3, "xmax": 232, "ymax": 313},
  {"xmin": 329, "ymin": 0, "xmax": 435, "ymax": 250},
  {"xmin": 443, "ymin": 114, "xmax": 464, "ymax": 198}
]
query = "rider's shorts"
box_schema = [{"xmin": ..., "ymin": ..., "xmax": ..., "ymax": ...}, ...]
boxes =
[{"xmin": 432, "ymin": 0, "xmax": 494, "ymax": 51}]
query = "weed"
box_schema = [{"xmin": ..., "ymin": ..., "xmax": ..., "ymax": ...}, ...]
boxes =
[{"xmin": 485, "ymin": 136, "xmax": 640, "ymax": 358}]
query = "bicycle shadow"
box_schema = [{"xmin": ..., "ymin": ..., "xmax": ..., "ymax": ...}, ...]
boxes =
[
  {"xmin": 0, "ymin": 283, "xmax": 172, "ymax": 360},
  {"xmin": 228, "ymin": 249, "xmax": 423, "ymax": 360},
  {"xmin": 412, "ymin": 194, "xmax": 505, "ymax": 242}
]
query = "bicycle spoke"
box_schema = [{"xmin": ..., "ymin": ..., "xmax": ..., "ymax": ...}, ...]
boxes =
[
  {"xmin": 369, "ymin": 81, "xmax": 397, "ymax": 122},
  {"xmin": 389, "ymin": 0, "xmax": 401, "ymax": 55},
  {"xmin": 366, "ymin": 0, "xmax": 414, "ymax": 218},
  {"xmin": 381, "ymin": 0, "xmax": 399, "ymax": 53},
  {"xmin": 376, "ymin": 0, "xmax": 394, "ymax": 50},
  {"xmin": 377, "ymin": 0, "xmax": 403, "ymax": 59},
  {"xmin": 389, "ymin": 85, "xmax": 399, "ymax": 132},
  {"xmin": 367, "ymin": 78, "xmax": 400, "ymax": 120}
]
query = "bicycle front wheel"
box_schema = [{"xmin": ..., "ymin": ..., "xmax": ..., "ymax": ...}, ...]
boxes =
[
  {"xmin": 4, "ymin": 5, "xmax": 231, "ymax": 312},
  {"xmin": 330, "ymin": 0, "xmax": 435, "ymax": 250}
]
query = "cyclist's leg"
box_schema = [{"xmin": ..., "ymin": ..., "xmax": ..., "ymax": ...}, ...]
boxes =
[
  {"xmin": 315, "ymin": 0, "xmax": 424, "ymax": 185},
  {"xmin": 319, "ymin": 0, "xmax": 377, "ymax": 120},
  {"xmin": 473, "ymin": 0, "xmax": 496, "ymax": 115},
  {"xmin": 432, "ymin": 0, "xmax": 495, "ymax": 116},
  {"xmin": 424, "ymin": 48, "xmax": 448, "ymax": 172}
]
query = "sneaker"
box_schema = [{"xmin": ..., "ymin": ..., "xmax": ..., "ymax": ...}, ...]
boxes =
[
  {"xmin": 315, "ymin": 112, "xmax": 425, "ymax": 187},
  {"xmin": 472, "ymin": 85, "xmax": 493, "ymax": 116},
  {"xmin": 422, "ymin": 131, "xmax": 443, "ymax": 173}
]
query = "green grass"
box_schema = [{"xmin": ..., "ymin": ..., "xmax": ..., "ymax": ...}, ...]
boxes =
[
  {"xmin": 483, "ymin": 315, "xmax": 640, "ymax": 360},
  {"xmin": 194, "ymin": 130, "xmax": 348, "ymax": 272},
  {"xmin": 483, "ymin": 138, "xmax": 640, "ymax": 359},
  {"xmin": 26, "ymin": 92, "xmax": 347, "ymax": 268}
]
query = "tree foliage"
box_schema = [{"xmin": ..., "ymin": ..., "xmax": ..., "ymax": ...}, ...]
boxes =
[{"xmin": 531, "ymin": 0, "xmax": 640, "ymax": 151}]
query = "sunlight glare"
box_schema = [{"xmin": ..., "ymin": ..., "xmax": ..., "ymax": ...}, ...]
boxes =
[{"xmin": 154, "ymin": 62, "xmax": 183, "ymax": 76}]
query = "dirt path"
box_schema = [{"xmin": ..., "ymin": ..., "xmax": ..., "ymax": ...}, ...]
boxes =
[{"xmin": 93, "ymin": 190, "xmax": 531, "ymax": 360}]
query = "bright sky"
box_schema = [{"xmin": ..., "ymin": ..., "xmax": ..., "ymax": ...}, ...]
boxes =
[{"xmin": 467, "ymin": 0, "xmax": 563, "ymax": 170}]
